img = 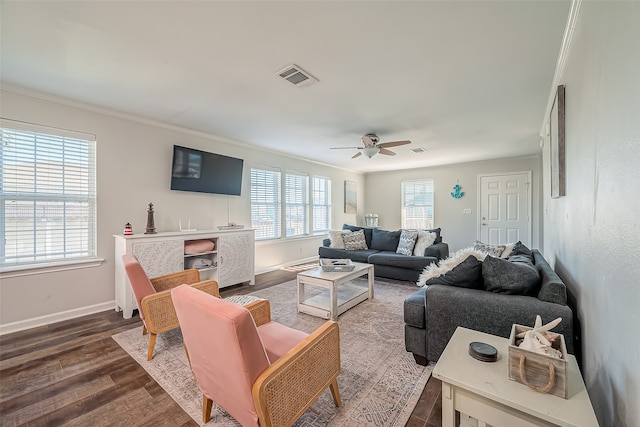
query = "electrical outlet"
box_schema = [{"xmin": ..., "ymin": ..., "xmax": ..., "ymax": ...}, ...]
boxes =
[{"xmin": 463, "ymin": 208, "xmax": 472, "ymax": 214}]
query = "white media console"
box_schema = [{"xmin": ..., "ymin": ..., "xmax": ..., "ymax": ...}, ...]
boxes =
[{"xmin": 114, "ymin": 228, "xmax": 255, "ymax": 319}]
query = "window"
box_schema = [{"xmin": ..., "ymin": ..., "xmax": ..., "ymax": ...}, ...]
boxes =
[
  {"xmin": 401, "ymin": 179, "xmax": 434, "ymax": 229},
  {"xmin": 250, "ymin": 168, "xmax": 281, "ymax": 240},
  {"xmin": 285, "ymin": 172, "xmax": 308, "ymax": 237},
  {"xmin": 312, "ymin": 176, "xmax": 331, "ymax": 234},
  {"xmin": 0, "ymin": 121, "xmax": 97, "ymax": 267}
]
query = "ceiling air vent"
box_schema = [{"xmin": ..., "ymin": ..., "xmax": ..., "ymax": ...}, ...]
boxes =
[
  {"xmin": 410, "ymin": 147, "xmax": 428, "ymax": 154},
  {"xmin": 275, "ymin": 64, "xmax": 318, "ymax": 88}
]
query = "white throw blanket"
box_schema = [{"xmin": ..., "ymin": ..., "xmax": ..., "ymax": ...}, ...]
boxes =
[{"xmin": 417, "ymin": 247, "xmax": 488, "ymax": 287}]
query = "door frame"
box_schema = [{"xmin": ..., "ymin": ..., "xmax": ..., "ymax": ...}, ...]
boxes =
[{"xmin": 476, "ymin": 171, "xmax": 532, "ymax": 245}]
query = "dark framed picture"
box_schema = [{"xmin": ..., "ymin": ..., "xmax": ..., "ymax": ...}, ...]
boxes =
[
  {"xmin": 344, "ymin": 180, "xmax": 357, "ymax": 214},
  {"xmin": 550, "ymin": 84, "xmax": 566, "ymax": 198}
]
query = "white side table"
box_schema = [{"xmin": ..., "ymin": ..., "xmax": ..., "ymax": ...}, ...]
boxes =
[{"xmin": 432, "ymin": 327, "xmax": 598, "ymax": 427}]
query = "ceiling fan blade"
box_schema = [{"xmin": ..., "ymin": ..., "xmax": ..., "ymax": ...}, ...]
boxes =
[
  {"xmin": 351, "ymin": 152, "xmax": 363, "ymax": 159},
  {"xmin": 379, "ymin": 148, "xmax": 396, "ymax": 156},
  {"xmin": 378, "ymin": 140, "xmax": 411, "ymax": 148},
  {"xmin": 331, "ymin": 146, "xmax": 362, "ymax": 150}
]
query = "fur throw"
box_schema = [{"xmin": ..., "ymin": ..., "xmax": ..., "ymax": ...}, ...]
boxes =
[{"xmin": 417, "ymin": 247, "xmax": 488, "ymax": 287}]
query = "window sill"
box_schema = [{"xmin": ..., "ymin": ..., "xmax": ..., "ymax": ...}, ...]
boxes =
[{"xmin": 0, "ymin": 258, "xmax": 105, "ymax": 279}]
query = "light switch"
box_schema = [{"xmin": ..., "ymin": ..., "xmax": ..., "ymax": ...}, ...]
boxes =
[{"xmin": 463, "ymin": 208, "xmax": 472, "ymax": 214}]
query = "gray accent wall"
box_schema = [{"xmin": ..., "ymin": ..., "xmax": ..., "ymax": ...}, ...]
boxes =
[
  {"xmin": 540, "ymin": 2, "xmax": 639, "ymax": 426},
  {"xmin": 364, "ymin": 156, "xmax": 541, "ymax": 252}
]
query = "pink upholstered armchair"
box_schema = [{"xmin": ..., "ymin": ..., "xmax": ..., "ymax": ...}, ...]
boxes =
[
  {"xmin": 171, "ymin": 284, "xmax": 342, "ymax": 427},
  {"xmin": 122, "ymin": 254, "xmax": 219, "ymax": 360}
]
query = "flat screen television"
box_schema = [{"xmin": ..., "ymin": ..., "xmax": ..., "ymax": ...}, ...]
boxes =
[{"xmin": 170, "ymin": 145, "xmax": 243, "ymax": 196}]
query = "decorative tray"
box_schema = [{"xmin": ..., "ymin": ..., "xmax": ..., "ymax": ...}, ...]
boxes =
[{"xmin": 320, "ymin": 258, "xmax": 355, "ymax": 272}]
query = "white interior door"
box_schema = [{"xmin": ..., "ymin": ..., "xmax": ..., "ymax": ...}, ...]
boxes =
[{"xmin": 478, "ymin": 172, "xmax": 531, "ymax": 246}]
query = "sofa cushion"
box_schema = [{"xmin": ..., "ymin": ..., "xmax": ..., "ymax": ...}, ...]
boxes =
[
  {"xmin": 318, "ymin": 246, "xmax": 380, "ymax": 263},
  {"xmin": 342, "ymin": 224, "xmax": 373, "ymax": 248},
  {"xmin": 509, "ymin": 241, "xmax": 534, "ymax": 262},
  {"xmin": 371, "ymin": 229, "xmax": 401, "ymax": 251},
  {"xmin": 368, "ymin": 252, "xmax": 435, "ymax": 271},
  {"xmin": 413, "ymin": 231, "xmax": 437, "ymax": 256},
  {"xmin": 397, "ymin": 230, "xmax": 418, "ymax": 255},
  {"xmin": 425, "ymin": 255, "xmax": 483, "ymax": 289},
  {"xmin": 482, "ymin": 255, "xmax": 540, "ymax": 296},
  {"xmin": 343, "ymin": 229, "xmax": 368, "ymax": 250},
  {"xmin": 403, "ymin": 286, "xmax": 426, "ymax": 328}
]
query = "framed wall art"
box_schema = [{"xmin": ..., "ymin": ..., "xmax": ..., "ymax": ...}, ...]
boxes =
[
  {"xmin": 550, "ymin": 84, "xmax": 566, "ymax": 198},
  {"xmin": 344, "ymin": 180, "xmax": 357, "ymax": 214}
]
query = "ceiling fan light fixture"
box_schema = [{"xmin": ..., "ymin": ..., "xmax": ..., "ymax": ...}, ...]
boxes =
[{"xmin": 363, "ymin": 146, "xmax": 379, "ymax": 158}]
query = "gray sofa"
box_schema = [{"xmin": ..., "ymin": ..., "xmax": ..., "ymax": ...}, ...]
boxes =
[
  {"xmin": 404, "ymin": 249, "xmax": 574, "ymax": 365},
  {"xmin": 318, "ymin": 225, "xmax": 449, "ymax": 282}
]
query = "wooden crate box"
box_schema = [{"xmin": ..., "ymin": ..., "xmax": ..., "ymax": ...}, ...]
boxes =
[{"xmin": 508, "ymin": 323, "xmax": 568, "ymax": 398}]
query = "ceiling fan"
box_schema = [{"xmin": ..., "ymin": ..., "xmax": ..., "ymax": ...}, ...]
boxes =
[{"xmin": 331, "ymin": 133, "xmax": 411, "ymax": 158}]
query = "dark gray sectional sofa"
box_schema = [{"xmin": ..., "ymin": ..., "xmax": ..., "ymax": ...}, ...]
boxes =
[
  {"xmin": 318, "ymin": 225, "xmax": 449, "ymax": 282},
  {"xmin": 403, "ymin": 249, "xmax": 574, "ymax": 365}
]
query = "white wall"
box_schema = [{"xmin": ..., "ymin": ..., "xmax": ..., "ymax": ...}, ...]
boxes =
[
  {"xmin": 540, "ymin": 2, "xmax": 639, "ymax": 426},
  {"xmin": 0, "ymin": 86, "xmax": 364, "ymax": 329},
  {"xmin": 364, "ymin": 156, "xmax": 541, "ymax": 252}
]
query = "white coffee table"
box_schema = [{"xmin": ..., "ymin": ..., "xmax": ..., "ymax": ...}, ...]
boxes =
[
  {"xmin": 432, "ymin": 327, "xmax": 598, "ymax": 427},
  {"xmin": 297, "ymin": 262, "xmax": 374, "ymax": 320}
]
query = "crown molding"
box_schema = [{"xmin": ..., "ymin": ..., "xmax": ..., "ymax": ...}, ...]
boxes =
[{"xmin": 539, "ymin": 0, "xmax": 582, "ymax": 137}]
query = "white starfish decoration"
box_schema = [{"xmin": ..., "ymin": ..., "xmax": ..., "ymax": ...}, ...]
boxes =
[{"xmin": 517, "ymin": 315, "xmax": 563, "ymax": 358}]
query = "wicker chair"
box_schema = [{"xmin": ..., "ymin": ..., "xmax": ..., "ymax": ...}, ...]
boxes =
[
  {"xmin": 171, "ymin": 284, "xmax": 342, "ymax": 427},
  {"xmin": 122, "ymin": 254, "xmax": 219, "ymax": 360}
]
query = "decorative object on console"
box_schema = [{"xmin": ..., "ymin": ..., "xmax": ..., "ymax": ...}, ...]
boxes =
[
  {"xmin": 123, "ymin": 222, "xmax": 133, "ymax": 236},
  {"xmin": 217, "ymin": 223, "xmax": 244, "ymax": 230},
  {"xmin": 451, "ymin": 184, "xmax": 464, "ymax": 199},
  {"xmin": 178, "ymin": 218, "xmax": 196, "ymax": 232},
  {"xmin": 145, "ymin": 202, "xmax": 156, "ymax": 234},
  {"xmin": 364, "ymin": 213, "xmax": 379, "ymax": 227}
]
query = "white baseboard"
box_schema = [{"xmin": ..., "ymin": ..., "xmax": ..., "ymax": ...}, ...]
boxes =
[
  {"xmin": 0, "ymin": 301, "xmax": 116, "ymax": 336},
  {"xmin": 254, "ymin": 256, "xmax": 319, "ymax": 275}
]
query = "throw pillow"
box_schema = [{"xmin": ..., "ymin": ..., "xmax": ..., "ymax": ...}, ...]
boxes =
[
  {"xmin": 508, "ymin": 241, "xmax": 534, "ymax": 262},
  {"xmin": 425, "ymin": 256, "xmax": 484, "ymax": 289},
  {"xmin": 413, "ymin": 231, "xmax": 437, "ymax": 256},
  {"xmin": 417, "ymin": 247, "xmax": 488, "ymax": 286},
  {"xmin": 482, "ymin": 255, "xmax": 540, "ymax": 295},
  {"xmin": 396, "ymin": 230, "xmax": 418, "ymax": 256},
  {"xmin": 370, "ymin": 228, "xmax": 402, "ymax": 252},
  {"xmin": 343, "ymin": 229, "xmax": 368, "ymax": 250},
  {"xmin": 473, "ymin": 240, "xmax": 506, "ymax": 257},
  {"xmin": 329, "ymin": 230, "xmax": 348, "ymax": 249},
  {"xmin": 342, "ymin": 224, "xmax": 374, "ymax": 248},
  {"xmin": 500, "ymin": 242, "xmax": 516, "ymax": 258}
]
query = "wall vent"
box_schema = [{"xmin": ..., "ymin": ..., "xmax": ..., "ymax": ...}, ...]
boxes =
[
  {"xmin": 410, "ymin": 147, "xmax": 428, "ymax": 154},
  {"xmin": 275, "ymin": 64, "xmax": 319, "ymax": 87}
]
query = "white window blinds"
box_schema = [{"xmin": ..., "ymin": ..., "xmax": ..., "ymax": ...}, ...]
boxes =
[
  {"xmin": 285, "ymin": 172, "xmax": 308, "ymax": 237},
  {"xmin": 0, "ymin": 122, "xmax": 97, "ymax": 267},
  {"xmin": 250, "ymin": 168, "xmax": 281, "ymax": 240},
  {"xmin": 312, "ymin": 176, "xmax": 331, "ymax": 234},
  {"xmin": 401, "ymin": 179, "xmax": 434, "ymax": 230}
]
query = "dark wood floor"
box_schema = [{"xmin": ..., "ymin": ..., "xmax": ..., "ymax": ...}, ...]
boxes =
[{"xmin": 0, "ymin": 266, "xmax": 442, "ymax": 426}]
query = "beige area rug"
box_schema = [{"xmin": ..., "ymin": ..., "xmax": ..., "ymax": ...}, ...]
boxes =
[{"xmin": 112, "ymin": 277, "xmax": 434, "ymax": 426}]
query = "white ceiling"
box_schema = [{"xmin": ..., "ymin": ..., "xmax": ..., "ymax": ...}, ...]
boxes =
[{"xmin": 0, "ymin": 1, "xmax": 570, "ymax": 173}]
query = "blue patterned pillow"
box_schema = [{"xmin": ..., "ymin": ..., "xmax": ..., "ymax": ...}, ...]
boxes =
[{"xmin": 396, "ymin": 230, "xmax": 418, "ymax": 256}]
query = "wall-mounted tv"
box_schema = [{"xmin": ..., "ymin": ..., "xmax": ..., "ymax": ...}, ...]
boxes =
[{"xmin": 170, "ymin": 145, "xmax": 243, "ymax": 196}]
